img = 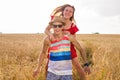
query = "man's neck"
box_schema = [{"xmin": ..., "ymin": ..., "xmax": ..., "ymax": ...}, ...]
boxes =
[{"xmin": 53, "ymin": 33, "xmax": 64, "ymax": 40}]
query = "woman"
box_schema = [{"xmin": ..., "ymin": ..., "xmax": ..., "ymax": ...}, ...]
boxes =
[{"xmin": 45, "ymin": 4, "xmax": 91, "ymax": 79}]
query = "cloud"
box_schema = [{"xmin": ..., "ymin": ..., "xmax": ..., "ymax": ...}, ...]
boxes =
[
  {"xmin": 0, "ymin": 0, "xmax": 119, "ymax": 34},
  {"xmin": 81, "ymin": 0, "xmax": 120, "ymax": 17},
  {"xmin": 75, "ymin": 5, "xmax": 120, "ymax": 34}
]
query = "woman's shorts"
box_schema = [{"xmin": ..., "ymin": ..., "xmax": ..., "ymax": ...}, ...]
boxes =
[{"xmin": 46, "ymin": 71, "xmax": 72, "ymax": 80}]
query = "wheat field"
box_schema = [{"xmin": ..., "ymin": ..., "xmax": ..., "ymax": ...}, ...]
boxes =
[{"xmin": 0, "ymin": 34, "xmax": 120, "ymax": 80}]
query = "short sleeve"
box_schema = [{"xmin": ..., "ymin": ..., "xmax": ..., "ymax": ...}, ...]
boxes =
[
  {"xmin": 51, "ymin": 15, "xmax": 54, "ymax": 20},
  {"xmin": 70, "ymin": 25, "xmax": 79, "ymax": 34}
]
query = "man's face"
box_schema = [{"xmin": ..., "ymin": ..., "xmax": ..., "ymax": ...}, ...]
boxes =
[{"xmin": 52, "ymin": 22, "xmax": 63, "ymax": 35}]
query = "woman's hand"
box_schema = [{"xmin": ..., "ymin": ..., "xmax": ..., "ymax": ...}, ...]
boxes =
[{"xmin": 49, "ymin": 34, "xmax": 55, "ymax": 41}]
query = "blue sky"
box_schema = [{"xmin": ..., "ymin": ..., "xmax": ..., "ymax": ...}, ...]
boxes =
[{"xmin": 0, "ymin": 0, "xmax": 120, "ymax": 34}]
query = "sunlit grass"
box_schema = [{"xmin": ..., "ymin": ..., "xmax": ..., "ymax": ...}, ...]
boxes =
[{"xmin": 0, "ymin": 34, "xmax": 120, "ymax": 80}]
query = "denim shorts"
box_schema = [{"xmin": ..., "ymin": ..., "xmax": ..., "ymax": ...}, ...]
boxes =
[{"xmin": 46, "ymin": 71, "xmax": 72, "ymax": 80}]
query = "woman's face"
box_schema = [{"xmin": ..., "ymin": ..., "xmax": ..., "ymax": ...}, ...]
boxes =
[{"xmin": 63, "ymin": 6, "xmax": 74, "ymax": 20}]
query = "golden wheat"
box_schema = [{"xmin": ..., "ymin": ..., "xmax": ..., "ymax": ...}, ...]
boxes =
[{"xmin": 0, "ymin": 34, "xmax": 120, "ymax": 80}]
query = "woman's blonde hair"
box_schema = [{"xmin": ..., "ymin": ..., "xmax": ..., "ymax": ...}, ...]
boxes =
[{"xmin": 51, "ymin": 4, "xmax": 76, "ymax": 23}]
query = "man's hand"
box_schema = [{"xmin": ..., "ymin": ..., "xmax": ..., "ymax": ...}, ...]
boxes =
[
  {"xmin": 33, "ymin": 67, "xmax": 42, "ymax": 78},
  {"xmin": 84, "ymin": 66, "xmax": 91, "ymax": 75},
  {"xmin": 33, "ymin": 69, "xmax": 39, "ymax": 78}
]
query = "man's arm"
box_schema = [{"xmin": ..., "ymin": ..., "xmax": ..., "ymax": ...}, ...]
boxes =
[
  {"xmin": 35, "ymin": 37, "xmax": 50, "ymax": 71},
  {"xmin": 33, "ymin": 37, "xmax": 50, "ymax": 77}
]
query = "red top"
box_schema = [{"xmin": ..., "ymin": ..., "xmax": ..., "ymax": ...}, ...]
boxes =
[
  {"xmin": 62, "ymin": 23, "xmax": 79, "ymax": 59},
  {"xmin": 51, "ymin": 15, "xmax": 54, "ymax": 20},
  {"xmin": 62, "ymin": 23, "xmax": 79, "ymax": 35}
]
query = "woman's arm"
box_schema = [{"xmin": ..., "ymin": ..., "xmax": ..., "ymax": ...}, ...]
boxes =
[
  {"xmin": 44, "ymin": 24, "xmax": 55, "ymax": 40},
  {"xmin": 44, "ymin": 24, "xmax": 52, "ymax": 36},
  {"xmin": 69, "ymin": 35, "xmax": 91, "ymax": 75},
  {"xmin": 69, "ymin": 35, "xmax": 88, "ymax": 63}
]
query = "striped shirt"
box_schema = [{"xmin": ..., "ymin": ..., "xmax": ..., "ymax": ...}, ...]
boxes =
[{"xmin": 48, "ymin": 35, "xmax": 72, "ymax": 75}]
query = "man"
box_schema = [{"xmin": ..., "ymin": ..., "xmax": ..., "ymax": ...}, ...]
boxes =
[{"xmin": 33, "ymin": 16, "xmax": 90, "ymax": 80}]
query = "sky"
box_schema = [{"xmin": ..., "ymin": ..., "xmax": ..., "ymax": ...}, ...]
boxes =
[{"xmin": 0, "ymin": 0, "xmax": 120, "ymax": 34}]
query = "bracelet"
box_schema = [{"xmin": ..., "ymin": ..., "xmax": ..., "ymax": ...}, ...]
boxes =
[{"xmin": 84, "ymin": 62, "xmax": 90, "ymax": 67}]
